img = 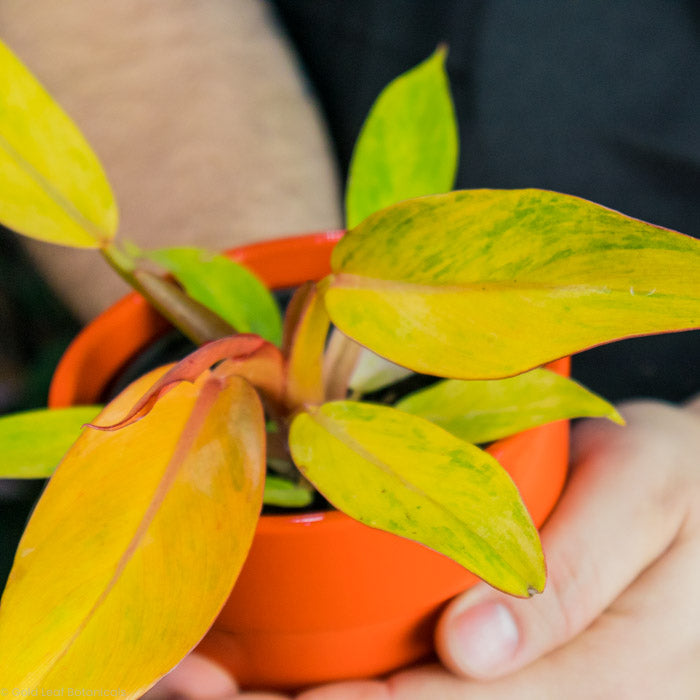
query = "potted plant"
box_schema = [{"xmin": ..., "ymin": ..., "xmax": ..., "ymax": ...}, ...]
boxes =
[
  {"xmin": 46, "ymin": 231, "xmax": 572, "ymax": 690},
  {"xmin": 0, "ymin": 42, "xmax": 698, "ymax": 695}
]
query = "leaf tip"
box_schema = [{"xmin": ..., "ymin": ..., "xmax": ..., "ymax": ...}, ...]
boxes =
[
  {"xmin": 609, "ymin": 408, "xmax": 626, "ymax": 426},
  {"xmin": 434, "ymin": 43, "xmax": 449, "ymax": 62}
]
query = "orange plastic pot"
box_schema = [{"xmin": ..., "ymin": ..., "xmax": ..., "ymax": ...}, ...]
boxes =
[{"xmin": 49, "ymin": 232, "xmax": 570, "ymax": 691}]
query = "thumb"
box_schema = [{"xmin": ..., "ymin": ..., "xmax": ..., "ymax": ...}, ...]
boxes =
[{"xmin": 435, "ymin": 401, "xmax": 696, "ymax": 679}]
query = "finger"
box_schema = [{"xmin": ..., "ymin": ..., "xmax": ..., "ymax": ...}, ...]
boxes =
[
  {"xmin": 296, "ymin": 680, "xmax": 391, "ymax": 700},
  {"xmin": 435, "ymin": 400, "xmax": 699, "ymax": 680},
  {"xmin": 143, "ymin": 653, "xmax": 238, "ymax": 699}
]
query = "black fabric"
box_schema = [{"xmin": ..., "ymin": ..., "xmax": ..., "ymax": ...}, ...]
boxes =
[{"xmin": 271, "ymin": 0, "xmax": 700, "ymax": 402}]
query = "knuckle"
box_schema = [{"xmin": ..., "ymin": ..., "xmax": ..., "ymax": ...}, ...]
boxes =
[{"xmin": 589, "ymin": 399, "xmax": 698, "ymax": 512}]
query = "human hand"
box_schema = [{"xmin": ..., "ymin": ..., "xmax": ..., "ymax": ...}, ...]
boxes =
[{"xmin": 147, "ymin": 397, "xmax": 700, "ymax": 699}]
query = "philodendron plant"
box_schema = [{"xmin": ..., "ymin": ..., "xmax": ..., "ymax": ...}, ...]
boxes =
[{"xmin": 0, "ymin": 40, "xmax": 699, "ymax": 694}]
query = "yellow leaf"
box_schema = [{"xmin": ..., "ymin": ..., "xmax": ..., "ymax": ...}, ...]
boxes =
[
  {"xmin": 0, "ymin": 366, "xmax": 265, "ymax": 696},
  {"xmin": 326, "ymin": 189, "xmax": 700, "ymax": 378},
  {"xmin": 289, "ymin": 401, "xmax": 544, "ymax": 596},
  {"xmin": 284, "ymin": 283, "xmax": 331, "ymax": 408},
  {"xmin": 396, "ymin": 368, "xmax": 623, "ymax": 444},
  {"xmin": 0, "ymin": 39, "xmax": 117, "ymax": 247}
]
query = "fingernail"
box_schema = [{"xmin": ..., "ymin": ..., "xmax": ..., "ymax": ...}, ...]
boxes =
[{"xmin": 448, "ymin": 601, "xmax": 519, "ymax": 676}]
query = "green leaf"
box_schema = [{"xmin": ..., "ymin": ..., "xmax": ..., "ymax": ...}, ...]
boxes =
[
  {"xmin": 345, "ymin": 47, "xmax": 458, "ymax": 228},
  {"xmin": 0, "ymin": 406, "xmax": 102, "ymax": 478},
  {"xmin": 0, "ymin": 40, "xmax": 117, "ymax": 247},
  {"xmin": 397, "ymin": 369, "xmax": 623, "ymax": 444},
  {"xmin": 326, "ymin": 189, "xmax": 700, "ymax": 379},
  {"xmin": 263, "ymin": 475, "xmax": 314, "ymax": 508},
  {"xmin": 289, "ymin": 401, "xmax": 545, "ymax": 596},
  {"xmin": 143, "ymin": 246, "xmax": 283, "ymax": 345}
]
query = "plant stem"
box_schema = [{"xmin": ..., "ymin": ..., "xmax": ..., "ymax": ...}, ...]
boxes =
[
  {"xmin": 323, "ymin": 329, "xmax": 363, "ymax": 400},
  {"xmin": 100, "ymin": 242, "xmax": 235, "ymax": 345}
]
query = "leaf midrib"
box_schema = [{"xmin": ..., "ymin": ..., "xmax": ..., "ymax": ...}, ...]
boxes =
[
  {"xmin": 305, "ymin": 405, "xmax": 529, "ymax": 583},
  {"xmin": 29, "ymin": 377, "xmax": 224, "ymax": 688},
  {"xmin": 329, "ymin": 272, "xmax": 670, "ymax": 296},
  {"xmin": 0, "ymin": 130, "xmax": 108, "ymax": 244}
]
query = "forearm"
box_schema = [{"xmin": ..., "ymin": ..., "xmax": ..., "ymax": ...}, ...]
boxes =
[{"xmin": 1, "ymin": 0, "xmax": 341, "ymax": 319}]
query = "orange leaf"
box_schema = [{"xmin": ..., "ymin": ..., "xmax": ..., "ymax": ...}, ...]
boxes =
[
  {"xmin": 0, "ymin": 366, "xmax": 266, "ymax": 696},
  {"xmin": 91, "ymin": 334, "xmax": 282, "ymax": 430}
]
